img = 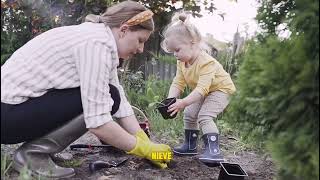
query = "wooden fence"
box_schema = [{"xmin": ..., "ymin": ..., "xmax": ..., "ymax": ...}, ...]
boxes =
[
  {"xmin": 129, "ymin": 56, "xmax": 176, "ymax": 81},
  {"xmin": 144, "ymin": 60, "xmax": 176, "ymax": 80}
]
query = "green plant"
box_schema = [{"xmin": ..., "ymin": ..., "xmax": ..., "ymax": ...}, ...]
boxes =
[
  {"xmin": 16, "ymin": 166, "xmax": 46, "ymax": 180},
  {"xmin": 120, "ymin": 70, "xmax": 185, "ymax": 141},
  {"xmin": 144, "ymin": 75, "xmax": 172, "ymax": 108},
  {"xmin": 1, "ymin": 3, "xmax": 32, "ymax": 65},
  {"xmin": 1, "ymin": 153, "xmax": 12, "ymax": 179},
  {"xmin": 224, "ymin": 0, "xmax": 319, "ymax": 179},
  {"xmin": 122, "ymin": 73, "xmax": 172, "ymax": 113},
  {"xmin": 17, "ymin": 166, "xmax": 33, "ymax": 180},
  {"xmin": 62, "ymin": 159, "xmax": 84, "ymax": 168},
  {"xmin": 119, "ymin": 70, "xmax": 145, "ymax": 93},
  {"xmin": 148, "ymin": 109, "xmax": 184, "ymax": 145}
]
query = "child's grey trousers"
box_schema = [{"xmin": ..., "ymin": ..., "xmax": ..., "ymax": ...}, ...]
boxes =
[{"xmin": 183, "ymin": 91, "xmax": 230, "ymax": 134}]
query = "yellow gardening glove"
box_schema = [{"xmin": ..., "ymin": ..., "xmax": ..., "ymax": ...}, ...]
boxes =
[
  {"xmin": 135, "ymin": 129, "xmax": 150, "ymax": 142},
  {"xmin": 127, "ymin": 136, "xmax": 172, "ymax": 169}
]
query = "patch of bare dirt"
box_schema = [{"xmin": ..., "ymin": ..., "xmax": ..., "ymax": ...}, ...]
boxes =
[{"xmin": 2, "ymin": 132, "xmax": 276, "ymax": 180}]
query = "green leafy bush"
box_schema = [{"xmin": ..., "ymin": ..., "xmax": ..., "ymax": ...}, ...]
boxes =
[
  {"xmin": 1, "ymin": 6, "xmax": 31, "ymax": 65},
  {"xmin": 224, "ymin": 0, "xmax": 319, "ymax": 178}
]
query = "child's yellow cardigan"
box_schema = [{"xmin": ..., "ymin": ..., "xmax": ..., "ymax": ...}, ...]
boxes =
[{"xmin": 172, "ymin": 51, "xmax": 236, "ymax": 96}]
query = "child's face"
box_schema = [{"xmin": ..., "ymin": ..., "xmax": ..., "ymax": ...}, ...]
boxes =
[
  {"xmin": 166, "ymin": 37, "xmax": 196, "ymax": 63},
  {"xmin": 117, "ymin": 25, "xmax": 151, "ymax": 60}
]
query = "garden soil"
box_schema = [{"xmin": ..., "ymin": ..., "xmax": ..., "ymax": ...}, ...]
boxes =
[{"xmin": 2, "ymin": 131, "xmax": 276, "ymax": 180}]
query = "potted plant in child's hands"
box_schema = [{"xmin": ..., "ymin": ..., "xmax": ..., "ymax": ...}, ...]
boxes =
[
  {"xmin": 144, "ymin": 86, "xmax": 178, "ymax": 119},
  {"xmin": 154, "ymin": 97, "xmax": 178, "ymax": 119}
]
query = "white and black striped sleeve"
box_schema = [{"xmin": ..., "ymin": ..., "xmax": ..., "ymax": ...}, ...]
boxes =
[{"xmin": 73, "ymin": 39, "xmax": 114, "ymax": 128}]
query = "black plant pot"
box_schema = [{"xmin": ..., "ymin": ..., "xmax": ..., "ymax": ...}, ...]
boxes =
[
  {"xmin": 218, "ymin": 162, "xmax": 248, "ymax": 180},
  {"xmin": 156, "ymin": 98, "xmax": 177, "ymax": 119}
]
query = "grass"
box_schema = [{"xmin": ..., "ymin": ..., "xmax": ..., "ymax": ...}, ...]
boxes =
[
  {"xmin": 147, "ymin": 110, "xmax": 184, "ymax": 146},
  {"xmin": 144, "ymin": 107, "xmax": 260, "ymax": 154},
  {"xmin": 17, "ymin": 166, "xmax": 35, "ymax": 180},
  {"xmin": 1, "ymin": 151, "xmax": 43, "ymax": 180},
  {"xmin": 61, "ymin": 159, "xmax": 85, "ymax": 168},
  {"xmin": 217, "ymin": 116, "xmax": 266, "ymax": 153},
  {"xmin": 1, "ymin": 153, "xmax": 12, "ymax": 179},
  {"xmin": 1, "ymin": 145, "xmax": 80, "ymax": 180}
]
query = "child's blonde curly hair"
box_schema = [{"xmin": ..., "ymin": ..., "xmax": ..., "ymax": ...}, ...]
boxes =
[{"xmin": 160, "ymin": 11, "xmax": 211, "ymax": 54}]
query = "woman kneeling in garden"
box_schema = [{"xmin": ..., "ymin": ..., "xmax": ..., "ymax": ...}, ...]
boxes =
[{"xmin": 1, "ymin": 1, "xmax": 171, "ymax": 178}]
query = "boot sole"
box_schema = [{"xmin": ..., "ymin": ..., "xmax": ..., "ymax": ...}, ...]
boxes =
[
  {"xmin": 13, "ymin": 160, "xmax": 75, "ymax": 179},
  {"xmin": 173, "ymin": 150, "xmax": 198, "ymax": 156}
]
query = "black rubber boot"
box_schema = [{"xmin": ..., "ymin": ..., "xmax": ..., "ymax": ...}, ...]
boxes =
[
  {"xmin": 173, "ymin": 129, "xmax": 199, "ymax": 155},
  {"xmin": 198, "ymin": 133, "xmax": 225, "ymax": 166},
  {"xmin": 13, "ymin": 114, "xmax": 87, "ymax": 178}
]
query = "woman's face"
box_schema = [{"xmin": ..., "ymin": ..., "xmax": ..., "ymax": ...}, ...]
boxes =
[{"xmin": 116, "ymin": 25, "xmax": 151, "ymax": 60}]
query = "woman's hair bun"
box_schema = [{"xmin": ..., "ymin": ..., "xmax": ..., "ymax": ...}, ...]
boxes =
[{"xmin": 178, "ymin": 14, "xmax": 187, "ymax": 22}]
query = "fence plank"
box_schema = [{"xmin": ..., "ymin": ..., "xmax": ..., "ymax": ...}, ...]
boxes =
[{"xmin": 143, "ymin": 60, "xmax": 176, "ymax": 80}]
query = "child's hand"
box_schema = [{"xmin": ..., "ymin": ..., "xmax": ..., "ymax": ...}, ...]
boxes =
[{"xmin": 168, "ymin": 99, "xmax": 187, "ymax": 116}]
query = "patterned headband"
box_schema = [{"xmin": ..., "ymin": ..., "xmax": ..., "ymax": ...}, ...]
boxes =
[{"xmin": 125, "ymin": 10, "xmax": 154, "ymax": 26}]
